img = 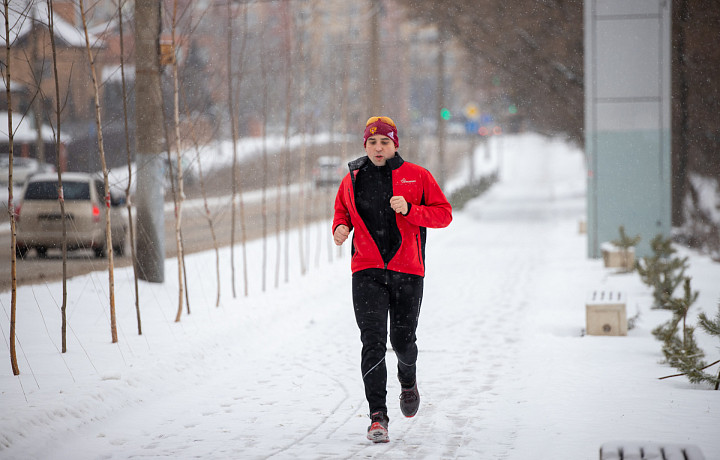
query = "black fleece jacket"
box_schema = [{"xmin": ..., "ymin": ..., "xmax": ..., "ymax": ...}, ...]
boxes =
[{"xmin": 353, "ymin": 155, "xmax": 403, "ymax": 265}]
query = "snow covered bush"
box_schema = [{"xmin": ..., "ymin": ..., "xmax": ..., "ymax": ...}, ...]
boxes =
[{"xmin": 447, "ymin": 173, "xmax": 497, "ymax": 210}]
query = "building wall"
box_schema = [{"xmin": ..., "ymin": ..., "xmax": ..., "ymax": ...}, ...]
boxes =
[{"xmin": 7, "ymin": 26, "xmax": 102, "ymax": 122}]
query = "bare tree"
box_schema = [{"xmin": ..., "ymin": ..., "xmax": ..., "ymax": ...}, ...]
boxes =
[
  {"xmin": 45, "ymin": 0, "xmax": 70, "ymax": 351},
  {"xmin": 115, "ymin": 0, "xmax": 141, "ymax": 334},
  {"xmin": 282, "ymin": 3, "xmax": 295, "ymax": 284},
  {"xmin": 259, "ymin": 25, "xmax": 268, "ymax": 292},
  {"xmin": 79, "ymin": 0, "xmax": 118, "ymax": 343},
  {"xmin": 134, "ymin": 0, "xmax": 165, "ymax": 283},
  {"xmin": 180, "ymin": 88, "xmax": 222, "ymax": 306},
  {"xmin": 274, "ymin": 2, "xmax": 293, "ymax": 289},
  {"xmin": 227, "ymin": 1, "xmax": 248, "ymax": 298},
  {"xmin": 4, "ymin": 0, "xmax": 20, "ymax": 376},
  {"xmin": 295, "ymin": 7, "xmax": 310, "ymax": 277},
  {"xmin": 168, "ymin": 0, "xmax": 185, "ymax": 322}
]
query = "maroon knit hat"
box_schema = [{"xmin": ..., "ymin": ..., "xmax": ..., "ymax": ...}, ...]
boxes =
[{"xmin": 364, "ymin": 116, "xmax": 399, "ymax": 148}]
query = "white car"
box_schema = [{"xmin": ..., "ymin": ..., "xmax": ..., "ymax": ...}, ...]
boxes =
[
  {"xmin": 313, "ymin": 156, "xmax": 345, "ymax": 188},
  {"xmin": 15, "ymin": 172, "xmax": 128, "ymax": 258},
  {"xmin": 0, "ymin": 154, "xmax": 55, "ymax": 185}
]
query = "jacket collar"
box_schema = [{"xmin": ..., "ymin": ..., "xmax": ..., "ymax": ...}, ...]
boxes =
[{"xmin": 348, "ymin": 152, "xmax": 404, "ymax": 172}]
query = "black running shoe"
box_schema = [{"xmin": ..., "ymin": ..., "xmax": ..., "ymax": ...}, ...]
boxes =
[
  {"xmin": 366, "ymin": 411, "xmax": 390, "ymax": 443},
  {"xmin": 399, "ymin": 382, "xmax": 420, "ymax": 417}
]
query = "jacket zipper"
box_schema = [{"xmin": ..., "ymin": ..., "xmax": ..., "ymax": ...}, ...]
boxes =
[{"xmin": 415, "ymin": 234, "xmax": 423, "ymax": 268}]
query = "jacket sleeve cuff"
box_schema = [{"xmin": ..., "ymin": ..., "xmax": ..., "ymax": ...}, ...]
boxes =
[
  {"xmin": 333, "ymin": 222, "xmax": 351, "ymax": 234},
  {"xmin": 402, "ymin": 203, "xmax": 412, "ymax": 216}
]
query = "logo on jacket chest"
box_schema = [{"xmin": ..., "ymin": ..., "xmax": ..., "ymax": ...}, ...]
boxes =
[{"xmin": 400, "ymin": 178, "xmax": 416, "ymax": 184}]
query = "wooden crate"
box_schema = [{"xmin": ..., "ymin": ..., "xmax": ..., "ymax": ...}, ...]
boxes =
[
  {"xmin": 586, "ymin": 290, "xmax": 627, "ymax": 336},
  {"xmin": 601, "ymin": 244, "xmax": 635, "ymax": 271}
]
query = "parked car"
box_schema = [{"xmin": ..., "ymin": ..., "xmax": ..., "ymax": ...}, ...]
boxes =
[
  {"xmin": 0, "ymin": 154, "xmax": 55, "ymax": 185},
  {"xmin": 15, "ymin": 172, "xmax": 128, "ymax": 258},
  {"xmin": 313, "ymin": 156, "xmax": 345, "ymax": 188}
]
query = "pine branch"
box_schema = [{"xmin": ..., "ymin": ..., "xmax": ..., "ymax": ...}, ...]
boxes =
[{"xmin": 658, "ymin": 359, "xmax": 720, "ymax": 381}]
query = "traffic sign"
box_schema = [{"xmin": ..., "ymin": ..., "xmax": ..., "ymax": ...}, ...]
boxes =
[
  {"xmin": 465, "ymin": 120, "xmax": 479, "ymax": 135},
  {"xmin": 464, "ymin": 102, "xmax": 480, "ymax": 121}
]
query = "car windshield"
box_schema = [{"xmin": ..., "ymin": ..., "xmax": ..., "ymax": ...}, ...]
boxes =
[{"xmin": 24, "ymin": 180, "xmax": 91, "ymax": 201}]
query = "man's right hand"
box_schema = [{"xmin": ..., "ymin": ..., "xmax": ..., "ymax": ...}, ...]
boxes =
[{"xmin": 333, "ymin": 225, "xmax": 350, "ymax": 246}]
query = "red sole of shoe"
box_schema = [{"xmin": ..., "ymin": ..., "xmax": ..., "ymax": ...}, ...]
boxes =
[{"xmin": 367, "ymin": 424, "xmax": 389, "ymax": 443}]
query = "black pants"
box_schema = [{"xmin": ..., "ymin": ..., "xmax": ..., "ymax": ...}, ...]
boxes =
[{"xmin": 352, "ymin": 268, "xmax": 424, "ymax": 415}]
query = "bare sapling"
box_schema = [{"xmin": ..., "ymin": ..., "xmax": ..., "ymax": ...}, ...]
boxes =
[
  {"xmin": 79, "ymin": 0, "xmax": 117, "ymax": 343},
  {"xmin": 116, "ymin": 0, "xmax": 141, "ymax": 334},
  {"xmin": 168, "ymin": 0, "xmax": 185, "ymax": 322},
  {"xmin": 226, "ymin": 1, "xmax": 249, "ymax": 297},
  {"xmin": 158, "ymin": 68, "xmax": 190, "ymax": 318},
  {"xmin": 296, "ymin": 25, "xmax": 307, "ymax": 276},
  {"xmin": 282, "ymin": 3, "xmax": 295, "ymax": 284},
  {"xmin": 4, "ymin": 0, "xmax": 20, "ymax": 375},
  {"xmin": 180, "ymin": 88, "xmax": 222, "ymax": 307},
  {"xmin": 275, "ymin": 2, "xmax": 293, "ymax": 288},
  {"xmin": 260, "ymin": 29, "xmax": 268, "ymax": 292},
  {"xmin": 45, "ymin": 0, "xmax": 70, "ymax": 351},
  {"xmin": 337, "ymin": 11, "xmax": 350, "ymax": 262}
]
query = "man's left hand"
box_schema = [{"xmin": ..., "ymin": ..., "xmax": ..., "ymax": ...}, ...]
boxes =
[{"xmin": 390, "ymin": 196, "xmax": 408, "ymax": 215}]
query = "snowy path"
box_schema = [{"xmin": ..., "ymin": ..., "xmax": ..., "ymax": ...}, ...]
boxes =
[{"xmin": 3, "ymin": 134, "xmax": 719, "ymax": 460}]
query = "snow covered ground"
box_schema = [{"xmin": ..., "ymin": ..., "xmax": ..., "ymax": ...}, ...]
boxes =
[{"xmin": 1, "ymin": 133, "xmax": 719, "ymax": 459}]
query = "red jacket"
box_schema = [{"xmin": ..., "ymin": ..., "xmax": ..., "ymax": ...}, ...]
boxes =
[{"xmin": 333, "ymin": 155, "xmax": 452, "ymax": 277}]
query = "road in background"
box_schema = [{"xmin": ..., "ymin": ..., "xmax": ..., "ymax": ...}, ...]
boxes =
[
  {"xmin": 0, "ymin": 136, "xmax": 472, "ymax": 292},
  {"xmin": 0, "ymin": 185, "xmax": 335, "ymax": 293}
]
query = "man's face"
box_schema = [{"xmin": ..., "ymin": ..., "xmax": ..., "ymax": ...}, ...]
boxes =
[{"xmin": 365, "ymin": 135, "xmax": 396, "ymax": 166}]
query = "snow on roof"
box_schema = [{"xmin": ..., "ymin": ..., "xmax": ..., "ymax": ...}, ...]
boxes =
[
  {"xmin": 0, "ymin": 2, "xmax": 103, "ymax": 49},
  {"xmin": 0, "ymin": 111, "xmax": 71, "ymax": 143}
]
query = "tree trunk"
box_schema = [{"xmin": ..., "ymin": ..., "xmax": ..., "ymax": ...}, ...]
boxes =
[
  {"xmin": 260, "ymin": 31, "xmax": 269, "ymax": 292},
  {"xmin": 191, "ymin": 132, "xmax": 222, "ymax": 306},
  {"xmin": 227, "ymin": 1, "xmax": 249, "ymax": 298},
  {"xmin": 46, "ymin": 0, "xmax": 69, "ymax": 351},
  {"xmin": 282, "ymin": 4, "xmax": 295, "ymax": 284},
  {"xmin": 116, "ymin": 0, "xmax": 142, "ymax": 335},
  {"xmin": 4, "ymin": 0, "xmax": 20, "ymax": 376},
  {"xmin": 168, "ymin": 0, "xmax": 185, "ymax": 323},
  {"xmin": 134, "ymin": 0, "xmax": 165, "ymax": 283},
  {"xmin": 80, "ymin": 0, "xmax": 117, "ymax": 343}
]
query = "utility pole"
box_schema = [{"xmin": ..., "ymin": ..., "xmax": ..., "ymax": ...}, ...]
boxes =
[{"xmin": 134, "ymin": 0, "xmax": 165, "ymax": 282}]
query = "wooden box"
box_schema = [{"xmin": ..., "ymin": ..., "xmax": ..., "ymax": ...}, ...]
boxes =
[
  {"xmin": 601, "ymin": 243, "xmax": 635, "ymax": 271},
  {"xmin": 586, "ymin": 291, "xmax": 627, "ymax": 336}
]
